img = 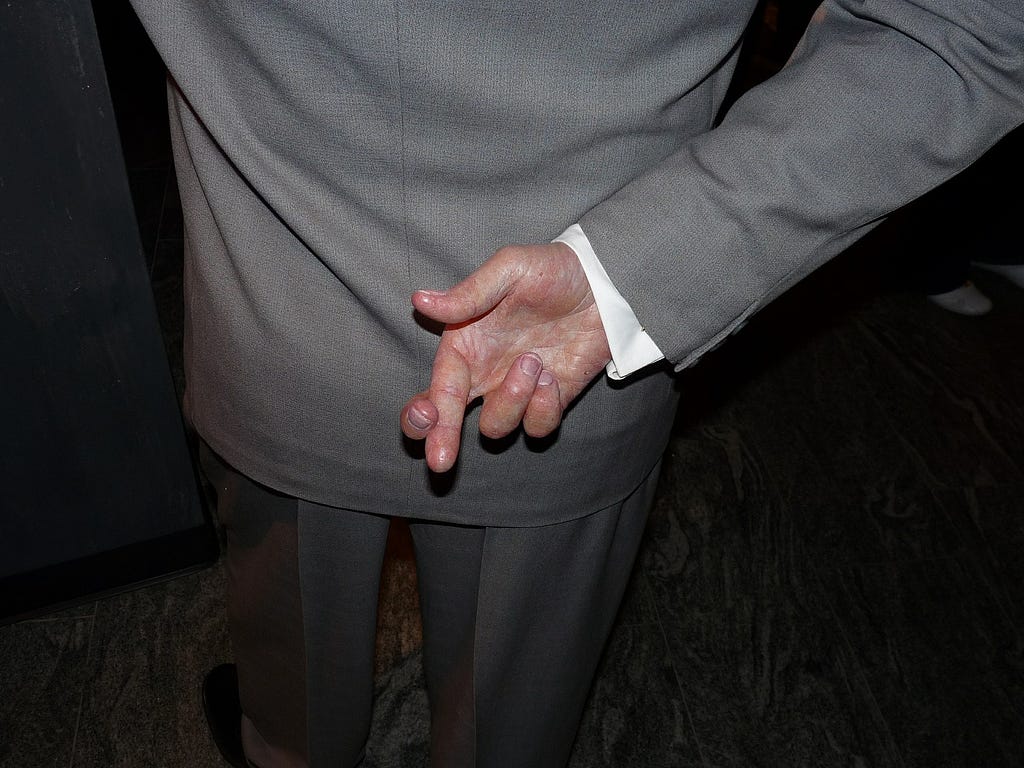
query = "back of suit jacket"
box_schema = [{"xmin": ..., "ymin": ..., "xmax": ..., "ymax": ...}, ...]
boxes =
[{"xmin": 129, "ymin": 0, "xmax": 1024, "ymax": 525}]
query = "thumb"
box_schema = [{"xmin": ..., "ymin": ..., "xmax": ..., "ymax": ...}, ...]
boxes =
[{"xmin": 412, "ymin": 248, "xmax": 519, "ymax": 324}]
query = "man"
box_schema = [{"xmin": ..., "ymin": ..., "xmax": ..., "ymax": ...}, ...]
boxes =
[
  {"xmin": 890, "ymin": 127, "xmax": 1024, "ymax": 315},
  {"xmin": 129, "ymin": 1, "xmax": 1023, "ymax": 765}
]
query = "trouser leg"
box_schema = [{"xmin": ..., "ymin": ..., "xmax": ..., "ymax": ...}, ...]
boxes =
[
  {"xmin": 407, "ymin": 521, "xmax": 485, "ymax": 767},
  {"xmin": 409, "ymin": 460, "xmax": 662, "ymax": 768},
  {"xmin": 201, "ymin": 445, "xmax": 310, "ymax": 767},
  {"xmin": 297, "ymin": 499, "xmax": 390, "ymax": 766},
  {"xmin": 201, "ymin": 445, "xmax": 390, "ymax": 768},
  {"xmin": 895, "ymin": 190, "xmax": 972, "ymax": 295},
  {"xmin": 962, "ymin": 126, "xmax": 1024, "ymax": 262},
  {"xmin": 897, "ymin": 126, "xmax": 1024, "ymax": 293}
]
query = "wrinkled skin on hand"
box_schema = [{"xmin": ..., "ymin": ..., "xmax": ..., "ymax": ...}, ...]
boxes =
[{"xmin": 400, "ymin": 242, "xmax": 612, "ymax": 473}]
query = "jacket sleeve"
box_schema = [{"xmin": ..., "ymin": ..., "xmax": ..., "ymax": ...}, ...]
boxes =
[{"xmin": 578, "ymin": 0, "xmax": 1024, "ymax": 370}]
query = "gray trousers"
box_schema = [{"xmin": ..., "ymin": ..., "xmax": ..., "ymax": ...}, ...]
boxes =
[{"xmin": 201, "ymin": 446, "xmax": 660, "ymax": 768}]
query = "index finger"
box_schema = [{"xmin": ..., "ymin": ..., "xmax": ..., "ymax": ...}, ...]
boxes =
[{"xmin": 424, "ymin": 340, "xmax": 473, "ymax": 473}]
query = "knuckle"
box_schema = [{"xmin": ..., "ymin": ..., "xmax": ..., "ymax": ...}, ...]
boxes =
[{"xmin": 436, "ymin": 382, "xmax": 465, "ymax": 400}]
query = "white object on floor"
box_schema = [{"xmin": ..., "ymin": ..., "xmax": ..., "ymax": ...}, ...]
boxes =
[
  {"xmin": 973, "ymin": 261, "xmax": 1024, "ymax": 289},
  {"xmin": 927, "ymin": 282, "xmax": 993, "ymax": 315}
]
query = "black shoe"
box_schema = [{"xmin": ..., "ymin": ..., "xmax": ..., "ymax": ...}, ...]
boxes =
[{"xmin": 202, "ymin": 663, "xmax": 248, "ymax": 768}]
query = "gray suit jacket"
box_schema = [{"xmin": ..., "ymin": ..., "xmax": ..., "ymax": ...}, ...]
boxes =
[{"xmin": 130, "ymin": 0, "xmax": 1023, "ymax": 526}]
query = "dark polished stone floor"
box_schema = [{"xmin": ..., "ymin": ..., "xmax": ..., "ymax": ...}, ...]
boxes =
[{"xmin": 3, "ymin": 5, "xmax": 1023, "ymax": 767}]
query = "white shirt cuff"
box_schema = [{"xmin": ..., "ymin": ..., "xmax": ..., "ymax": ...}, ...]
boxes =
[{"xmin": 553, "ymin": 223, "xmax": 665, "ymax": 380}]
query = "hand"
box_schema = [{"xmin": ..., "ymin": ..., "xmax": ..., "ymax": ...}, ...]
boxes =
[{"xmin": 401, "ymin": 242, "xmax": 611, "ymax": 472}]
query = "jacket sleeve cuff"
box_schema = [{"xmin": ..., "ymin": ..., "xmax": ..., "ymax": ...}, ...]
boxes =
[{"xmin": 553, "ymin": 223, "xmax": 665, "ymax": 380}]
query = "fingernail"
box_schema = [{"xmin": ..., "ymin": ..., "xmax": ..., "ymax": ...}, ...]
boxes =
[
  {"xmin": 407, "ymin": 408, "xmax": 432, "ymax": 430},
  {"xmin": 538, "ymin": 371, "xmax": 555, "ymax": 386},
  {"xmin": 519, "ymin": 354, "xmax": 541, "ymax": 376}
]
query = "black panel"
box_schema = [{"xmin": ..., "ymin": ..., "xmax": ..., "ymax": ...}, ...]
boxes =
[{"xmin": 0, "ymin": 0, "xmax": 217, "ymax": 618}]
